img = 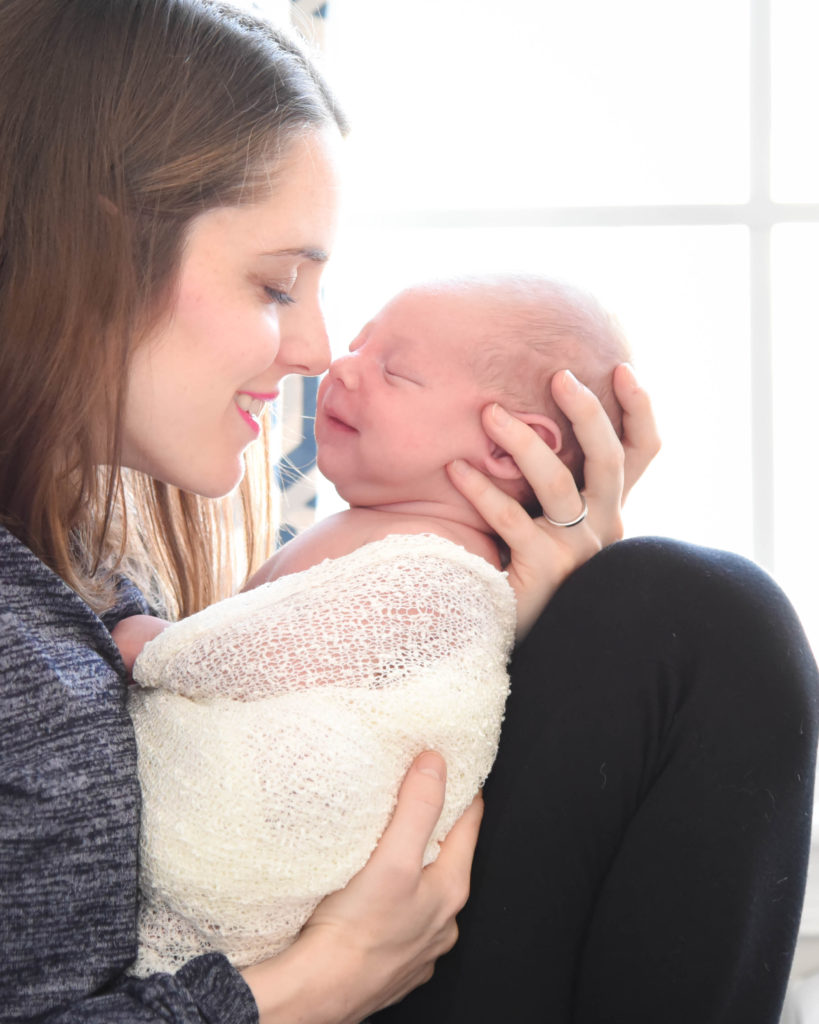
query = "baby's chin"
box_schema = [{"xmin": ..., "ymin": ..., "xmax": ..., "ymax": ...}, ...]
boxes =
[
  {"xmin": 318, "ymin": 468, "xmax": 359, "ymax": 503},
  {"xmin": 325, "ymin": 478, "xmax": 387, "ymax": 509},
  {"xmin": 322, "ymin": 463, "xmax": 464, "ymax": 513}
]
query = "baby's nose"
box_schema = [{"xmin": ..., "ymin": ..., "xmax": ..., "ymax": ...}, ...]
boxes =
[{"xmin": 330, "ymin": 354, "xmax": 358, "ymax": 388}]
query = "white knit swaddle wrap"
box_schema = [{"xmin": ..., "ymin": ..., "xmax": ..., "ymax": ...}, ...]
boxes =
[{"xmin": 128, "ymin": 533, "xmax": 516, "ymax": 976}]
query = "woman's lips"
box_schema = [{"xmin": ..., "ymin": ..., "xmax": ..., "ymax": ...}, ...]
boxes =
[{"xmin": 235, "ymin": 391, "xmax": 278, "ymax": 434}]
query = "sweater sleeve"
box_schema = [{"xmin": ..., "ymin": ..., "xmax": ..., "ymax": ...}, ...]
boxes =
[
  {"xmin": 0, "ymin": 528, "xmax": 259, "ymax": 1024},
  {"xmin": 28, "ymin": 956, "xmax": 258, "ymax": 1024},
  {"xmin": 16, "ymin": 957, "xmax": 258, "ymax": 1024}
]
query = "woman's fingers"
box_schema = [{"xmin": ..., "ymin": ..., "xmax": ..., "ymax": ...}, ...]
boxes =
[
  {"xmin": 372, "ymin": 751, "xmax": 449, "ymax": 868},
  {"xmin": 447, "ymin": 454, "xmax": 599, "ymax": 639},
  {"xmin": 550, "ymin": 369, "xmax": 624, "ymax": 544},
  {"xmin": 363, "ymin": 754, "xmax": 481, "ymax": 927},
  {"xmin": 446, "ymin": 453, "xmax": 552, "ymax": 556},
  {"xmin": 613, "ymin": 362, "xmax": 661, "ymax": 499},
  {"xmin": 246, "ymin": 753, "xmax": 478, "ymax": 1022},
  {"xmin": 448, "ymin": 365, "xmax": 659, "ymax": 638},
  {"xmin": 480, "ymin": 402, "xmax": 585, "ymax": 526},
  {"xmin": 431, "ymin": 791, "xmax": 483, "ymax": 890}
]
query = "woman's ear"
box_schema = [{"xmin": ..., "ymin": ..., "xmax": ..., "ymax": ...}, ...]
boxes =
[{"xmin": 482, "ymin": 412, "xmax": 563, "ymax": 480}]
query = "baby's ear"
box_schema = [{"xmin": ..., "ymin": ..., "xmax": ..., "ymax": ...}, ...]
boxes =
[{"xmin": 482, "ymin": 412, "xmax": 563, "ymax": 480}]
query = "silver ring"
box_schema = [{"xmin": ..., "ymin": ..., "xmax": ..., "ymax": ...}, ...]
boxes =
[{"xmin": 543, "ymin": 494, "xmax": 588, "ymax": 528}]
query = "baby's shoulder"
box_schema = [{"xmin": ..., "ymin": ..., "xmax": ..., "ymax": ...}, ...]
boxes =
[
  {"xmin": 295, "ymin": 508, "xmax": 456, "ymax": 552},
  {"xmin": 246, "ymin": 509, "xmax": 392, "ymax": 585},
  {"xmin": 246, "ymin": 509, "xmax": 499, "ymax": 589},
  {"xmin": 346, "ymin": 511, "xmax": 496, "ymax": 562}
]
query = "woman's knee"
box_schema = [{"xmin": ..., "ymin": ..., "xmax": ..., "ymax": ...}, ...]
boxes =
[
  {"xmin": 558, "ymin": 535, "xmax": 780, "ymax": 621},
  {"xmin": 521, "ymin": 535, "xmax": 819, "ymax": 725}
]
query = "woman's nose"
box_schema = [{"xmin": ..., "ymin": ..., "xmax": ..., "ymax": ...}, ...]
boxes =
[{"xmin": 278, "ymin": 301, "xmax": 332, "ymax": 378}]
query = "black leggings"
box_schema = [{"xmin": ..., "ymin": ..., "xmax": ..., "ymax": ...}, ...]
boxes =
[{"xmin": 373, "ymin": 537, "xmax": 819, "ymax": 1024}]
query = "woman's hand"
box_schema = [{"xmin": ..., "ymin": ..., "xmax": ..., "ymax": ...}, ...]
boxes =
[
  {"xmin": 241, "ymin": 752, "xmax": 482, "ymax": 1024},
  {"xmin": 447, "ymin": 363, "xmax": 660, "ymax": 639}
]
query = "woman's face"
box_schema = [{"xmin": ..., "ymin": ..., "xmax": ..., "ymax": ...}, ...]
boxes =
[{"xmin": 122, "ymin": 127, "xmax": 342, "ymax": 497}]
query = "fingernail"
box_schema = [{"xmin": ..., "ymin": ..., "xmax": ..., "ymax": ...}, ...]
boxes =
[
  {"xmin": 621, "ymin": 362, "xmax": 639, "ymax": 388},
  {"xmin": 448, "ymin": 458, "xmax": 469, "ymax": 476},
  {"xmin": 491, "ymin": 402, "xmax": 511, "ymax": 425},
  {"xmin": 562, "ymin": 370, "xmax": 581, "ymax": 394},
  {"xmin": 416, "ymin": 753, "xmax": 444, "ymax": 781}
]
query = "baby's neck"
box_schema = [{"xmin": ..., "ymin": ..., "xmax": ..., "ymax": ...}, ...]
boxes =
[{"xmin": 355, "ymin": 500, "xmax": 502, "ymax": 569}]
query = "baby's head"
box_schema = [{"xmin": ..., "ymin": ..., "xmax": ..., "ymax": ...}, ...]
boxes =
[
  {"xmin": 461, "ymin": 274, "xmax": 631, "ymax": 494},
  {"xmin": 316, "ymin": 273, "xmax": 631, "ymax": 515}
]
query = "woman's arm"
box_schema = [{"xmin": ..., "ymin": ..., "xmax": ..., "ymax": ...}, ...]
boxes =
[
  {"xmin": 447, "ymin": 363, "xmax": 660, "ymax": 638},
  {"xmin": 241, "ymin": 752, "xmax": 483, "ymax": 1024}
]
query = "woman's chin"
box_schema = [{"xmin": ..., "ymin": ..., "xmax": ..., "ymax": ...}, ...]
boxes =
[{"xmin": 159, "ymin": 461, "xmax": 246, "ymax": 500}]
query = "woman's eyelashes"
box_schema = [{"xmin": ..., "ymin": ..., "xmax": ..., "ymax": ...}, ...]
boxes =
[{"xmin": 264, "ymin": 285, "xmax": 296, "ymax": 306}]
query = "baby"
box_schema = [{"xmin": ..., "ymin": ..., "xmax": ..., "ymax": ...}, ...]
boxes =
[{"xmin": 116, "ymin": 273, "xmax": 631, "ymax": 975}]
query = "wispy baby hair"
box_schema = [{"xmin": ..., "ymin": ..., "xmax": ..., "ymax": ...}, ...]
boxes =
[{"xmin": 439, "ymin": 273, "xmax": 632, "ymax": 488}]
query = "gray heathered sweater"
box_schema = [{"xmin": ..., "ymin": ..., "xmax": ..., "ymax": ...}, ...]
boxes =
[{"xmin": 0, "ymin": 524, "xmax": 258, "ymax": 1023}]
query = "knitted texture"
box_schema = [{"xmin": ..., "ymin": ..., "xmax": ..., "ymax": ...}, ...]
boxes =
[{"xmin": 128, "ymin": 533, "xmax": 516, "ymax": 976}]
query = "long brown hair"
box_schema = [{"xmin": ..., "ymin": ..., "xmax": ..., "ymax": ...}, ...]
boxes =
[{"xmin": 0, "ymin": 0, "xmax": 346, "ymax": 617}]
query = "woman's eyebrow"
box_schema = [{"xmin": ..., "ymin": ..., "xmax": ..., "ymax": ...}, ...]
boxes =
[{"xmin": 260, "ymin": 247, "xmax": 329, "ymax": 263}]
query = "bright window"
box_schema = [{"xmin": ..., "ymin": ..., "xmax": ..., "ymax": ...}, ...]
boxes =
[
  {"xmin": 252, "ymin": 0, "xmax": 819, "ymax": 661},
  {"xmin": 313, "ymin": 0, "xmax": 819, "ymax": 662},
  {"xmin": 250, "ymin": 0, "xmax": 819, "ymax": 930}
]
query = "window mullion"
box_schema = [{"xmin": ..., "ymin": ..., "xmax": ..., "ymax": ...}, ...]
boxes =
[{"xmin": 749, "ymin": 0, "xmax": 775, "ymax": 571}]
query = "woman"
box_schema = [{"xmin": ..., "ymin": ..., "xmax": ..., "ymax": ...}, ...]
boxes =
[{"xmin": 0, "ymin": 3, "xmax": 814, "ymax": 1023}]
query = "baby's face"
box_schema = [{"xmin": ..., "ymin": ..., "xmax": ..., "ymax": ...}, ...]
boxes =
[{"xmin": 315, "ymin": 287, "xmax": 494, "ymax": 507}]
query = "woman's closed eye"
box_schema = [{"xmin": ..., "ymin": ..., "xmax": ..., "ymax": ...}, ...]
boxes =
[{"xmin": 264, "ymin": 285, "xmax": 296, "ymax": 306}]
